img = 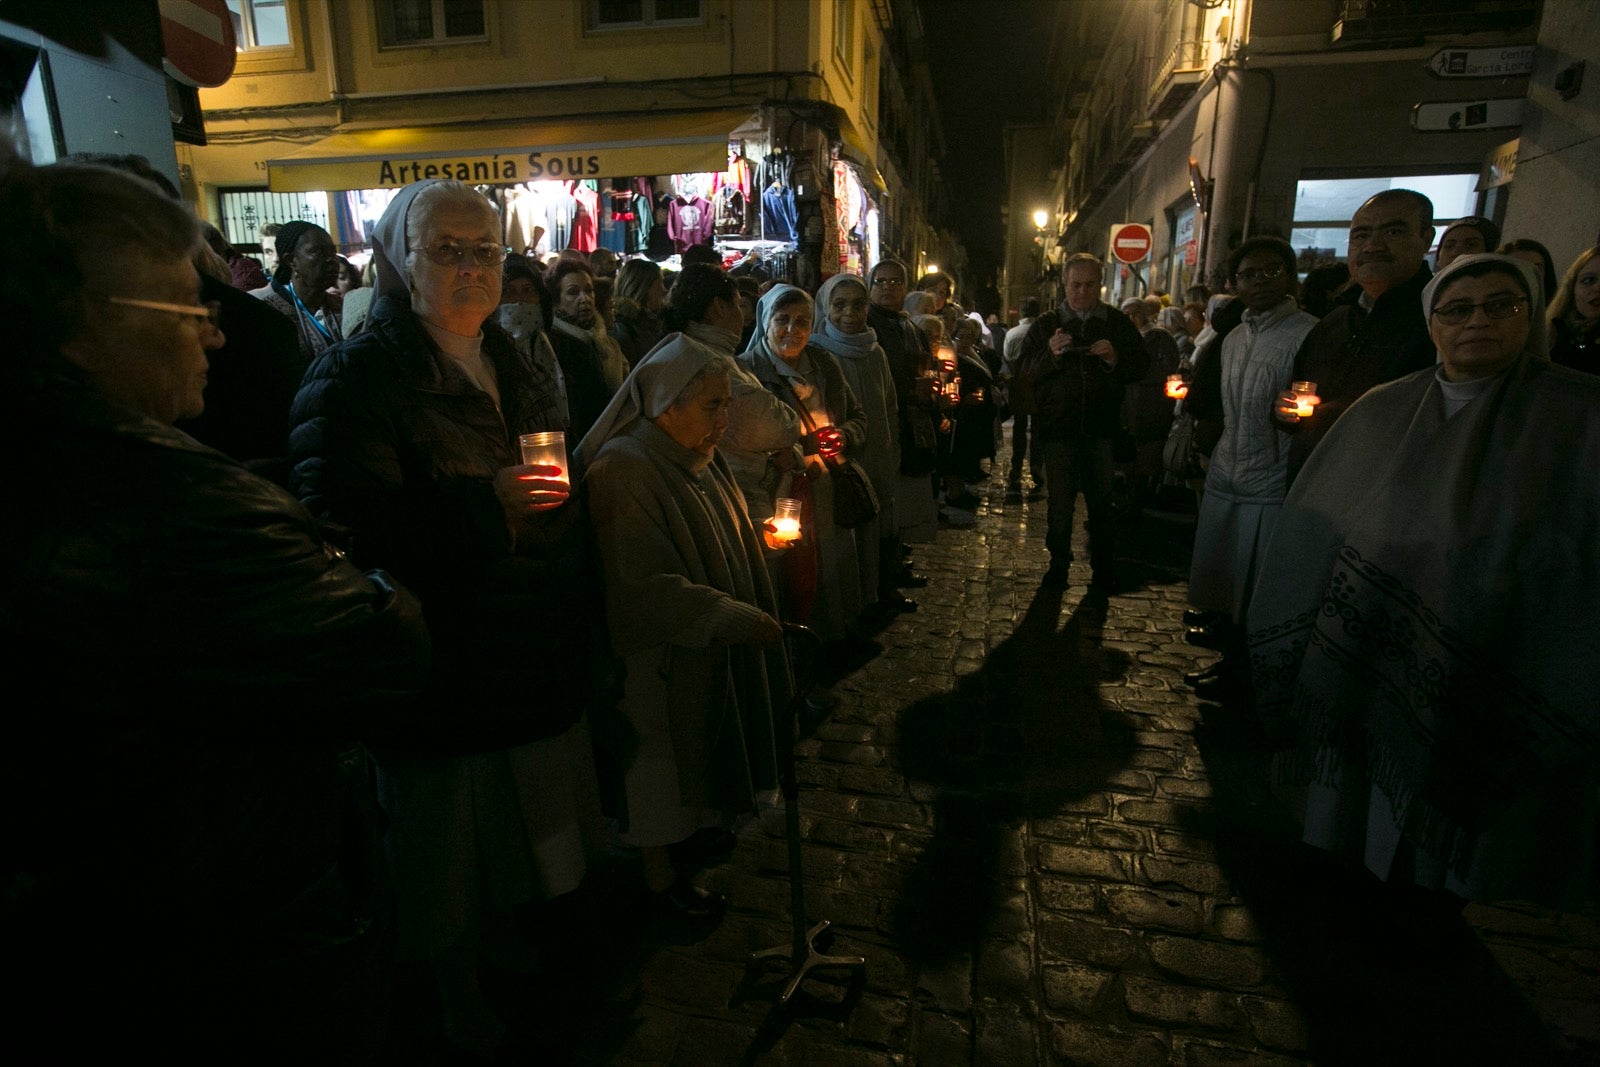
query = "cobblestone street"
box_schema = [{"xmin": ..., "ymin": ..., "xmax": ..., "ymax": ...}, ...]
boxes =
[{"xmin": 486, "ymin": 441, "xmax": 1600, "ymax": 1067}]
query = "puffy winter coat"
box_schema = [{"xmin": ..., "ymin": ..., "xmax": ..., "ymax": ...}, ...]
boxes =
[{"xmin": 290, "ymin": 293, "xmax": 600, "ymax": 752}]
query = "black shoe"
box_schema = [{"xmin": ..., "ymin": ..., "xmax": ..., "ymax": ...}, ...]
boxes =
[
  {"xmin": 1185, "ymin": 625, "xmax": 1226, "ymax": 649},
  {"xmin": 1183, "ymin": 608, "xmax": 1223, "ymax": 628},
  {"xmin": 879, "ymin": 593, "xmax": 918, "ymax": 614},
  {"xmin": 1192, "ymin": 671, "xmax": 1243, "ymax": 700},
  {"xmin": 945, "ymin": 491, "xmax": 981, "ymax": 511},
  {"xmin": 1041, "ymin": 563, "xmax": 1072, "ymax": 589},
  {"xmin": 1184, "ymin": 662, "xmax": 1226, "ymax": 687},
  {"xmin": 668, "ymin": 827, "xmax": 738, "ymax": 867},
  {"xmin": 651, "ymin": 880, "xmax": 727, "ymax": 923},
  {"xmin": 895, "ymin": 571, "xmax": 930, "ymax": 588}
]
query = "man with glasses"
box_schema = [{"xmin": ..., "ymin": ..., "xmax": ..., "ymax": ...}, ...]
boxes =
[{"xmin": 1278, "ymin": 188, "xmax": 1438, "ymax": 485}]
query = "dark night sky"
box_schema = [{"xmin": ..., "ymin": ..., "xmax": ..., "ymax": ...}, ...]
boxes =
[{"xmin": 919, "ymin": 0, "xmax": 1054, "ymax": 289}]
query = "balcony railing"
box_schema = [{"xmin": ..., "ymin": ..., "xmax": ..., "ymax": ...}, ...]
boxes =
[
  {"xmin": 1147, "ymin": 37, "xmax": 1207, "ymax": 120},
  {"xmin": 1331, "ymin": 0, "xmax": 1537, "ymax": 45}
]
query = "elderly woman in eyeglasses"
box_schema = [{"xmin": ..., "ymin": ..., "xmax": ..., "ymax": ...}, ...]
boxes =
[
  {"xmin": 1249, "ymin": 252, "xmax": 1600, "ymax": 913},
  {"xmin": 1, "ymin": 158, "xmax": 430, "ymax": 1054},
  {"xmin": 290, "ymin": 180, "xmax": 604, "ymax": 1056}
]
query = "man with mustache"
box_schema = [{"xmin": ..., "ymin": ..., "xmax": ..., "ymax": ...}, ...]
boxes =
[{"xmin": 1279, "ymin": 189, "xmax": 1437, "ymax": 485}]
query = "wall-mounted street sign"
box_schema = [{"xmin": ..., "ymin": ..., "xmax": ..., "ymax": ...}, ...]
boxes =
[
  {"xmin": 1427, "ymin": 45, "xmax": 1536, "ymax": 79},
  {"xmin": 1411, "ymin": 98, "xmax": 1527, "ymax": 132},
  {"xmin": 1479, "ymin": 138, "xmax": 1520, "ymax": 191}
]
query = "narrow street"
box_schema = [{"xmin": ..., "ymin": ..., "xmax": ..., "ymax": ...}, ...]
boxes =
[{"xmin": 479, "ymin": 441, "xmax": 1600, "ymax": 1066}]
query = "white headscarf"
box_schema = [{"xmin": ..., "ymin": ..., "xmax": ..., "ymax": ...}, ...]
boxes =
[
  {"xmin": 1420, "ymin": 252, "xmax": 1548, "ymax": 362},
  {"xmin": 810, "ymin": 274, "xmax": 878, "ymax": 358},
  {"xmin": 574, "ymin": 331, "xmax": 735, "ymax": 476},
  {"xmin": 368, "ymin": 180, "xmax": 441, "ymax": 300},
  {"xmin": 741, "ymin": 284, "xmax": 813, "ymax": 367}
]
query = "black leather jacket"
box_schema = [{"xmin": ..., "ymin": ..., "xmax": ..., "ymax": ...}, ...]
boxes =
[
  {"xmin": 2, "ymin": 367, "xmax": 428, "ymax": 1036},
  {"xmin": 1018, "ymin": 303, "xmax": 1150, "ymax": 440}
]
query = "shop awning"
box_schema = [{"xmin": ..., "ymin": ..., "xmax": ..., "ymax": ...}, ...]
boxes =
[
  {"xmin": 838, "ymin": 126, "xmax": 888, "ymax": 195},
  {"xmin": 266, "ymin": 109, "xmax": 757, "ymax": 193}
]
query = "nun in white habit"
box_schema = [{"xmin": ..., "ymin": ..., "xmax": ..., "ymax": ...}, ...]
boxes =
[{"xmin": 577, "ymin": 332, "xmax": 791, "ymax": 913}]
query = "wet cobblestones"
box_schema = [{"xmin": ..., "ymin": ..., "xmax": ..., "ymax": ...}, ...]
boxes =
[{"xmin": 524, "ymin": 453, "xmax": 1600, "ymax": 1066}]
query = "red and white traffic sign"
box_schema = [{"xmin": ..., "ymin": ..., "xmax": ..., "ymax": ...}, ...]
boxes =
[
  {"xmin": 1109, "ymin": 222, "xmax": 1153, "ymax": 265},
  {"xmin": 160, "ymin": 0, "xmax": 237, "ymax": 88}
]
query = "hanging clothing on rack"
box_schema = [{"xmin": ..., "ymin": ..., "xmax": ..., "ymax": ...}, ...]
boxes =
[
  {"xmin": 668, "ymin": 193, "xmax": 714, "ymax": 253},
  {"xmin": 645, "ymin": 194, "xmax": 675, "ymax": 261},
  {"xmin": 761, "ymin": 181, "xmax": 798, "ymax": 244},
  {"xmin": 504, "ymin": 185, "xmax": 550, "ymax": 255},
  {"xmin": 567, "ymin": 180, "xmax": 598, "ymax": 254},
  {"xmin": 598, "ymin": 181, "xmax": 635, "ymax": 255}
]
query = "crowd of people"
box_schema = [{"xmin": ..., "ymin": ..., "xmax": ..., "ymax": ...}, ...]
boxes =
[{"xmin": 4, "ymin": 145, "xmax": 1596, "ymax": 1061}]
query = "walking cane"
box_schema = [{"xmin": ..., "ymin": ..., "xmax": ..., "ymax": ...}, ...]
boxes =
[{"xmin": 748, "ymin": 622, "xmax": 867, "ymax": 1006}]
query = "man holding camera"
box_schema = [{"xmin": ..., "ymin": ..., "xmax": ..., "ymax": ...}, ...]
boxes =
[{"xmin": 1018, "ymin": 254, "xmax": 1148, "ymax": 590}]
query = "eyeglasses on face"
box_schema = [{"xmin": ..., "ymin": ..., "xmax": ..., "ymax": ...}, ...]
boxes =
[
  {"xmin": 1430, "ymin": 296, "xmax": 1524, "ymax": 325},
  {"xmin": 1235, "ymin": 266, "xmax": 1286, "ymax": 283},
  {"xmin": 108, "ymin": 296, "xmax": 222, "ymax": 328},
  {"xmin": 422, "ymin": 241, "xmax": 507, "ymax": 269}
]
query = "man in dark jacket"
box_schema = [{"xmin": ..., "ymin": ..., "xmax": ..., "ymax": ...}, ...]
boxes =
[
  {"xmin": 1280, "ymin": 189, "xmax": 1437, "ymax": 485},
  {"xmin": 1019, "ymin": 254, "xmax": 1149, "ymax": 588}
]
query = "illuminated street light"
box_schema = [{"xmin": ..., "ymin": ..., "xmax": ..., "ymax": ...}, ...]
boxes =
[
  {"xmin": 1032, "ymin": 209, "xmax": 1049, "ymax": 230},
  {"xmin": 926, "ymin": 262, "xmax": 939, "ymax": 275}
]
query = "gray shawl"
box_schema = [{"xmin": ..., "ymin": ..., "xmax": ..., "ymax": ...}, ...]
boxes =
[
  {"xmin": 583, "ymin": 403, "xmax": 790, "ymax": 812},
  {"xmin": 1247, "ymin": 254, "xmax": 1600, "ymax": 895}
]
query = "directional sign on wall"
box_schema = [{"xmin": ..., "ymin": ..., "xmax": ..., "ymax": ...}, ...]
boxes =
[
  {"xmin": 1411, "ymin": 98, "xmax": 1527, "ymax": 133},
  {"xmin": 1427, "ymin": 45, "xmax": 1536, "ymax": 79}
]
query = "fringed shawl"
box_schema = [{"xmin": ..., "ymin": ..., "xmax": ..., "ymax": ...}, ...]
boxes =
[{"xmin": 1248, "ymin": 350, "xmax": 1600, "ymax": 888}]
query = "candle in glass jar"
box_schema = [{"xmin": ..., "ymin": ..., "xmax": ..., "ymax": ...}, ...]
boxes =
[
  {"xmin": 1165, "ymin": 374, "xmax": 1189, "ymax": 399},
  {"xmin": 937, "ymin": 345, "xmax": 957, "ymax": 373},
  {"xmin": 1290, "ymin": 381, "xmax": 1320, "ymax": 418},
  {"xmin": 519, "ymin": 430, "xmax": 570, "ymax": 487},
  {"xmin": 770, "ymin": 497, "xmax": 802, "ymax": 542}
]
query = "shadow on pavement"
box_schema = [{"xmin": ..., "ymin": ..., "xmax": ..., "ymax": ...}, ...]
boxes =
[
  {"xmin": 888, "ymin": 582, "xmax": 1138, "ymax": 965},
  {"xmin": 1188, "ymin": 694, "xmax": 1580, "ymax": 1064}
]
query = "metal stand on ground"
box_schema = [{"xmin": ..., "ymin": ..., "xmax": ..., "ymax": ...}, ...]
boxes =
[{"xmin": 749, "ymin": 623, "xmax": 866, "ymax": 1007}]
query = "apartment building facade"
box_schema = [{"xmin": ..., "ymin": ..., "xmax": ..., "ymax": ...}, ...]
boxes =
[
  {"xmin": 186, "ymin": 0, "xmax": 954, "ymax": 285},
  {"xmin": 1008, "ymin": 0, "xmax": 1554, "ymax": 308}
]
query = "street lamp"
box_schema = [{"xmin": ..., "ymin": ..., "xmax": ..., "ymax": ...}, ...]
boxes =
[
  {"xmin": 925, "ymin": 262, "xmax": 939, "ymax": 276},
  {"xmin": 1032, "ymin": 209, "xmax": 1049, "ymax": 230}
]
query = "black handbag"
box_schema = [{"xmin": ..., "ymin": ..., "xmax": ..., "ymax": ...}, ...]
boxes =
[
  {"xmin": 1163, "ymin": 410, "xmax": 1203, "ymax": 480},
  {"xmin": 827, "ymin": 454, "xmax": 880, "ymax": 528},
  {"xmin": 788, "ymin": 379, "xmax": 880, "ymax": 529}
]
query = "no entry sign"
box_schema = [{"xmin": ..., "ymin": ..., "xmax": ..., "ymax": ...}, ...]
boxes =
[
  {"xmin": 1109, "ymin": 222, "xmax": 1153, "ymax": 265},
  {"xmin": 160, "ymin": 0, "xmax": 237, "ymax": 88}
]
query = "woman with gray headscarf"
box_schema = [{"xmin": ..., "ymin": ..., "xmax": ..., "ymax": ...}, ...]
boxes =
[
  {"xmin": 577, "ymin": 333, "xmax": 788, "ymax": 928},
  {"xmin": 1248, "ymin": 252, "xmax": 1600, "ymax": 912},
  {"xmin": 812, "ymin": 273, "xmax": 905, "ymax": 615},
  {"xmin": 741, "ymin": 284, "xmax": 869, "ymax": 646},
  {"xmin": 290, "ymin": 180, "xmax": 600, "ymax": 1056}
]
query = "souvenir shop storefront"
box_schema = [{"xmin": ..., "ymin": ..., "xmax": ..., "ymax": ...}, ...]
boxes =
[{"xmin": 252, "ymin": 107, "xmax": 881, "ymax": 287}]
